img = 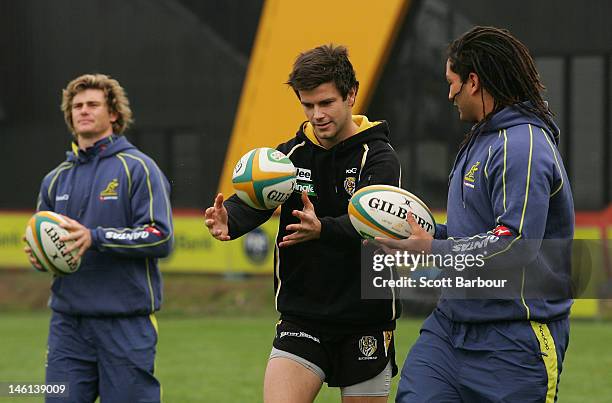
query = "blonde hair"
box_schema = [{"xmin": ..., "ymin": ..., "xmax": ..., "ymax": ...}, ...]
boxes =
[{"xmin": 61, "ymin": 74, "xmax": 133, "ymax": 135}]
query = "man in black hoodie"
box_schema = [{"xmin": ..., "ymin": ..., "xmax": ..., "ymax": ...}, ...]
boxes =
[{"xmin": 205, "ymin": 44, "xmax": 401, "ymax": 402}]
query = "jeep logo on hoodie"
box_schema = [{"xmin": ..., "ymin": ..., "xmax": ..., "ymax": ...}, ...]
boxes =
[{"xmin": 294, "ymin": 167, "xmax": 317, "ymax": 196}]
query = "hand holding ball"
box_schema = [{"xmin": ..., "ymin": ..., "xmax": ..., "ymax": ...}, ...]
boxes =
[
  {"xmin": 348, "ymin": 185, "xmax": 435, "ymax": 239},
  {"xmin": 24, "ymin": 211, "xmax": 81, "ymax": 275}
]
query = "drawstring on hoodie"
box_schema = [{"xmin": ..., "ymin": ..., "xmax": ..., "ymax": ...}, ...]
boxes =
[
  {"xmin": 332, "ymin": 147, "xmax": 338, "ymax": 194},
  {"xmin": 459, "ymin": 132, "xmax": 478, "ymax": 208},
  {"xmin": 457, "ymin": 112, "xmax": 500, "ymax": 208},
  {"xmin": 66, "ymin": 135, "xmax": 126, "ymax": 219}
]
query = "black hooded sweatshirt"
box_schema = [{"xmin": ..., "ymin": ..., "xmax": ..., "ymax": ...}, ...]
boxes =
[{"xmin": 225, "ymin": 115, "xmax": 402, "ymax": 332}]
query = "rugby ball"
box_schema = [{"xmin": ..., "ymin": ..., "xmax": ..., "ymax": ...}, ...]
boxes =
[
  {"xmin": 348, "ymin": 185, "xmax": 436, "ymax": 239},
  {"xmin": 24, "ymin": 211, "xmax": 81, "ymax": 275},
  {"xmin": 232, "ymin": 147, "xmax": 297, "ymax": 210}
]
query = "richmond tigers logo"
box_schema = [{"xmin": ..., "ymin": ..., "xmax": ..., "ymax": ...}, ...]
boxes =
[{"xmin": 359, "ymin": 336, "xmax": 377, "ymax": 357}]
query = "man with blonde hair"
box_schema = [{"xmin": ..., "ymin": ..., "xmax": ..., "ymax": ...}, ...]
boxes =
[{"xmin": 24, "ymin": 74, "xmax": 173, "ymax": 402}]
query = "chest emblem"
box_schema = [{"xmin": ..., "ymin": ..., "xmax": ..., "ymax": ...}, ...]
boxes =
[
  {"xmin": 344, "ymin": 176, "xmax": 356, "ymax": 196},
  {"xmin": 463, "ymin": 161, "xmax": 480, "ymax": 189},
  {"xmin": 99, "ymin": 178, "xmax": 119, "ymax": 201}
]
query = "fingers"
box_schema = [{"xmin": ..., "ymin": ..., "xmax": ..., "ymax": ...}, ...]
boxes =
[
  {"xmin": 204, "ymin": 207, "xmax": 214, "ymax": 219},
  {"xmin": 29, "ymin": 255, "xmax": 42, "ymax": 269},
  {"xmin": 59, "ymin": 216, "xmax": 78, "ymax": 229},
  {"xmin": 61, "ymin": 228, "xmax": 91, "ymax": 257},
  {"xmin": 61, "ymin": 230, "xmax": 80, "ymax": 241},
  {"xmin": 214, "ymin": 193, "xmax": 224, "ymax": 209},
  {"xmin": 292, "ymin": 210, "xmax": 308, "ymax": 221},
  {"xmin": 279, "ymin": 237, "xmax": 302, "ymax": 248},
  {"xmin": 76, "ymin": 242, "xmax": 89, "ymax": 259},
  {"xmin": 374, "ymin": 237, "xmax": 407, "ymax": 250},
  {"xmin": 285, "ymin": 224, "xmax": 302, "ymax": 232},
  {"xmin": 406, "ymin": 213, "xmax": 423, "ymax": 234},
  {"xmin": 23, "ymin": 244, "xmax": 33, "ymax": 257},
  {"xmin": 370, "ymin": 238, "xmax": 396, "ymax": 254},
  {"xmin": 363, "ymin": 238, "xmax": 380, "ymax": 248},
  {"xmin": 301, "ymin": 191, "xmax": 313, "ymax": 209},
  {"xmin": 23, "ymin": 245, "xmax": 42, "ymax": 269},
  {"xmin": 279, "ymin": 229, "xmax": 305, "ymax": 247},
  {"xmin": 64, "ymin": 233, "xmax": 83, "ymax": 253},
  {"xmin": 66, "ymin": 237, "xmax": 83, "ymax": 255},
  {"xmin": 212, "ymin": 231, "xmax": 230, "ymax": 241},
  {"xmin": 278, "ymin": 240, "xmax": 296, "ymax": 248}
]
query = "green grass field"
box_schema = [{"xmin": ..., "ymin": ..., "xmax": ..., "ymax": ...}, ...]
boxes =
[{"xmin": 0, "ymin": 313, "xmax": 611, "ymax": 402}]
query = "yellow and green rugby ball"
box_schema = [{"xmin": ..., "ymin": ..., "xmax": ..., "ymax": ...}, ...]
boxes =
[
  {"xmin": 232, "ymin": 147, "xmax": 296, "ymax": 210},
  {"xmin": 24, "ymin": 211, "xmax": 81, "ymax": 275},
  {"xmin": 348, "ymin": 185, "xmax": 435, "ymax": 239}
]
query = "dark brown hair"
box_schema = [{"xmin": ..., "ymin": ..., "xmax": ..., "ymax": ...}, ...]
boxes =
[{"xmin": 287, "ymin": 44, "xmax": 359, "ymax": 100}]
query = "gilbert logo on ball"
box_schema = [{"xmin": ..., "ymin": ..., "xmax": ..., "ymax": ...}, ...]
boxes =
[
  {"xmin": 348, "ymin": 185, "xmax": 436, "ymax": 239},
  {"xmin": 24, "ymin": 211, "xmax": 81, "ymax": 275},
  {"xmin": 232, "ymin": 148, "xmax": 296, "ymax": 210}
]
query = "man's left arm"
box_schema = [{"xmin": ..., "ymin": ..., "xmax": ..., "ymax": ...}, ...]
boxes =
[
  {"xmin": 375, "ymin": 125, "xmax": 558, "ymax": 270},
  {"xmin": 428, "ymin": 125, "xmax": 556, "ymax": 268}
]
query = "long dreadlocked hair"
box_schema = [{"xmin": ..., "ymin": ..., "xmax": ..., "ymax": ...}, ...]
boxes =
[{"xmin": 448, "ymin": 26, "xmax": 558, "ymax": 146}]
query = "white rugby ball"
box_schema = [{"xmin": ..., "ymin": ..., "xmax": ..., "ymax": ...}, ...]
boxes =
[
  {"xmin": 348, "ymin": 185, "xmax": 436, "ymax": 239},
  {"xmin": 24, "ymin": 211, "xmax": 81, "ymax": 275},
  {"xmin": 232, "ymin": 147, "xmax": 296, "ymax": 210}
]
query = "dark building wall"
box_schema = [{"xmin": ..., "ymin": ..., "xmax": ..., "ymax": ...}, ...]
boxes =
[
  {"xmin": 368, "ymin": 0, "xmax": 612, "ymax": 210},
  {"xmin": 1, "ymin": 0, "xmax": 609, "ymax": 210},
  {"xmin": 0, "ymin": 0, "xmax": 262, "ymax": 209},
  {"xmin": 452, "ymin": 0, "xmax": 612, "ymax": 55}
]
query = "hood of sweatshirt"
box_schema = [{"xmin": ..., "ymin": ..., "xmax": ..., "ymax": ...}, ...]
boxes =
[
  {"xmin": 297, "ymin": 115, "xmax": 390, "ymax": 154},
  {"xmin": 476, "ymin": 102, "xmax": 560, "ymax": 144},
  {"xmin": 66, "ymin": 134, "xmax": 136, "ymax": 163},
  {"xmin": 453, "ymin": 102, "xmax": 560, "ymax": 206}
]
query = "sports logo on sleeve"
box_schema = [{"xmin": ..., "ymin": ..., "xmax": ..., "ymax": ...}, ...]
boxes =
[
  {"xmin": 493, "ymin": 225, "xmax": 513, "ymax": 236},
  {"xmin": 145, "ymin": 226, "xmax": 163, "ymax": 237},
  {"xmin": 105, "ymin": 230, "xmax": 150, "ymax": 241}
]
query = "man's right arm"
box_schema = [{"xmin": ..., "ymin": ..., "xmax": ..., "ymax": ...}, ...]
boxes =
[
  {"xmin": 204, "ymin": 192, "xmax": 275, "ymax": 241},
  {"xmin": 208, "ymin": 141, "xmax": 294, "ymax": 240},
  {"xmin": 24, "ymin": 173, "xmax": 55, "ymax": 270}
]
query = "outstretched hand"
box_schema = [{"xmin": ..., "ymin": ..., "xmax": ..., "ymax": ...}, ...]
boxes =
[
  {"xmin": 205, "ymin": 193, "xmax": 231, "ymax": 241},
  {"xmin": 279, "ymin": 191, "xmax": 321, "ymax": 247}
]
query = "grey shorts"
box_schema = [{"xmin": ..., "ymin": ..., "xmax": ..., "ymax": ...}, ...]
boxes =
[{"xmin": 270, "ymin": 347, "xmax": 392, "ymax": 397}]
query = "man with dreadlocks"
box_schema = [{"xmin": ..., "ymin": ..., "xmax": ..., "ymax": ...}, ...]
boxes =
[{"xmin": 376, "ymin": 26, "xmax": 574, "ymax": 402}]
